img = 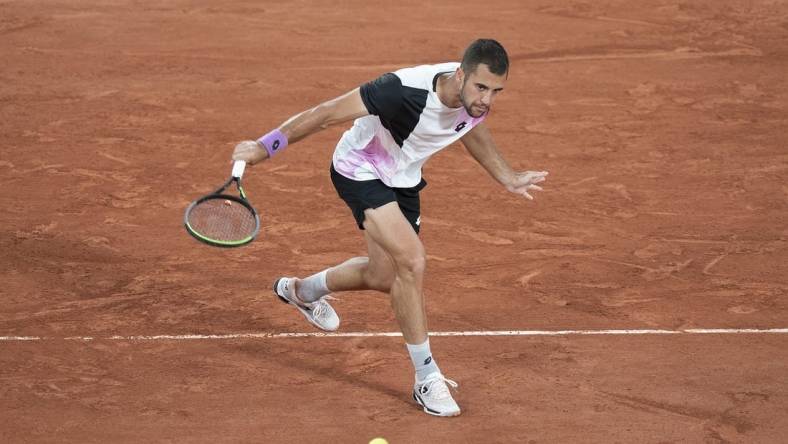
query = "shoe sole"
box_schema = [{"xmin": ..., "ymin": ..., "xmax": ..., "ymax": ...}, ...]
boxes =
[
  {"xmin": 413, "ymin": 391, "xmax": 461, "ymax": 417},
  {"xmin": 272, "ymin": 277, "xmax": 338, "ymax": 332}
]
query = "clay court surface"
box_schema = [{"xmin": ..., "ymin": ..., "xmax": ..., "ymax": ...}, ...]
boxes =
[{"xmin": 2, "ymin": 0, "xmax": 787, "ymax": 442}]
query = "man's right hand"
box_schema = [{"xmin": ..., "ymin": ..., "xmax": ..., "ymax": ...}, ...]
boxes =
[{"xmin": 232, "ymin": 140, "xmax": 269, "ymax": 165}]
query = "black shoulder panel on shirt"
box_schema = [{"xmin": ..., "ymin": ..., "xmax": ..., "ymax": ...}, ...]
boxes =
[
  {"xmin": 360, "ymin": 73, "xmax": 402, "ymax": 119},
  {"xmin": 360, "ymin": 73, "xmax": 428, "ymax": 147}
]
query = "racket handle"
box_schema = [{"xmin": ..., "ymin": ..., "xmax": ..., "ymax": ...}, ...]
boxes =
[{"xmin": 232, "ymin": 160, "xmax": 246, "ymax": 178}]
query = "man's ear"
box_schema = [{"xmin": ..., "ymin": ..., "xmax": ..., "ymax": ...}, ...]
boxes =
[{"xmin": 456, "ymin": 67, "xmax": 465, "ymax": 85}]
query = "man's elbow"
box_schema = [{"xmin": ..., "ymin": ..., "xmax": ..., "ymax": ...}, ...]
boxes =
[{"xmin": 313, "ymin": 101, "xmax": 345, "ymax": 129}]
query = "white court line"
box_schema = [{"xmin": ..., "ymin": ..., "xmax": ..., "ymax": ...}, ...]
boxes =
[{"xmin": 1, "ymin": 328, "xmax": 787, "ymax": 342}]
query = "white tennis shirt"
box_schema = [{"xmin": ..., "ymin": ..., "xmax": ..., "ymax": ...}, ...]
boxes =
[{"xmin": 332, "ymin": 62, "xmax": 487, "ymax": 188}]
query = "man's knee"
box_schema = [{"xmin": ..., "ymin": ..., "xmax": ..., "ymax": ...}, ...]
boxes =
[
  {"xmin": 362, "ymin": 256, "xmax": 395, "ymax": 292},
  {"xmin": 393, "ymin": 250, "xmax": 426, "ymax": 279},
  {"xmin": 364, "ymin": 270, "xmax": 394, "ymax": 292}
]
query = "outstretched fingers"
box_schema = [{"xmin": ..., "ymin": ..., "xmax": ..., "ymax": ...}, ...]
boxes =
[
  {"xmin": 511, "ymin": 170, "xmax": 548, "ymax": 200},
  {"xmin": 528, "ymin": 171, "xmax": 549, "ymax": 183}
]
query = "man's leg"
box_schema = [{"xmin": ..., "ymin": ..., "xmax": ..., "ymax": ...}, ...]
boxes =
[
  {"xmin": 294, "ymin": 164, "xmax": 417, "ymax": 301},
  {"xmin": 293, "ymin": 202, "xmax": 424, "ymax": 338},
  {"xmin": 362, "ymin": 202, "xmax": 460, "ymax": 417},
  {"xmin": 360, "ymin": 201, "xmax": 427, "ymax": 343},
  {"xmin": 292, "ymin": 231, "xmax": 395, "ymax": 302},
  {"xmin": 325, "ymin": 232, "xmax": 396, "ymax": 292},
  {"xmin": 273, "ymin": 217, "xmax": 399, "ymax": 332}
]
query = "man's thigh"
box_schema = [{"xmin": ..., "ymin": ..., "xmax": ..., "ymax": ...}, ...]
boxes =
[
  {"xmin": 364, "ymin": 230, "xmax": 396, "ymax": 286},
  {"xmin": 362, "ymin": 201, "xmax": 424, "ymax": 264}
]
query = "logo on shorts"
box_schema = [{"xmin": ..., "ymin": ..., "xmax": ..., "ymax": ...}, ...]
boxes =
[
  {"xmin": 415, "ymin": 216, "xmax": 421, "ymax": 226},
  {"xmin": 454, "ymin": 121, "xmax": 467, "ymax": 132}
]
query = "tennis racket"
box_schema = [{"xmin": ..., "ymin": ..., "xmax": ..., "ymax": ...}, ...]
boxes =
[{"xmin": 184, "ymin": 160, "xmax": 260, "ymax": 247}]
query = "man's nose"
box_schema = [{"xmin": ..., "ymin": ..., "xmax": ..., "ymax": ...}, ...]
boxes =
[{"xmin": 481, "ymin": 91, "xmax": 492, "ymax": 105}]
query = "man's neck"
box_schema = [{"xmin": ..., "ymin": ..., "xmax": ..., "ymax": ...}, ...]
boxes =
[{"xmin": 436, "ymin": 72, "xmax": 462, "ymax": 109}]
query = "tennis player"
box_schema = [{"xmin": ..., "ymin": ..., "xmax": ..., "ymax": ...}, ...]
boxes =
[{"xmin": 232, "ymin": 39, "xmax": 547, "ymax": 417}]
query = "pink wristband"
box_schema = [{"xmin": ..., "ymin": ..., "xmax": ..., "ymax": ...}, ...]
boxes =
[{"xmin": 257, "ymin": 129, "xmax": 288, "ymax": 157}]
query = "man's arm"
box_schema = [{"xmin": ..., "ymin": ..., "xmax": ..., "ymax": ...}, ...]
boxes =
[
  {"xmin": 460, "ymin": 122, "xmax": 548, "ymax": 200},
  {"xmin": 232, "ymin": 88, "xmax": 368, "ymax": 164},
  {"xmin": 279, "ymin": 88, "xmax": 368, "ymax": 143}
]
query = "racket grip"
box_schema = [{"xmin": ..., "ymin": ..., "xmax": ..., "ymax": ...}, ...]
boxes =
[{"xmin": 232, "ymin": 160, "xmax": 246, "ymax": 178}]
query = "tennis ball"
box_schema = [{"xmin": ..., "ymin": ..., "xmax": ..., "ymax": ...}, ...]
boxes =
[{"xmin": 369, "ymin": 439, "xmax": 388, "ymax": 444}]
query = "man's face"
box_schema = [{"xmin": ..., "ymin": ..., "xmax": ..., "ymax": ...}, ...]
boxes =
[{"xmin": 458, "ymin": 63, "xmax": 507, "ymax": 118}]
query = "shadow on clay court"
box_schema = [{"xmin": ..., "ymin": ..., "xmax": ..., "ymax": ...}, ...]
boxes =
[{"xmin": 235, "ymin": 342, "xmax": 410, "ymax": 408}]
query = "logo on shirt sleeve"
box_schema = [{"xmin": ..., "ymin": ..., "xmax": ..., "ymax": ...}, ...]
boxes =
[{"xmin": 454, "ymin": 121, "xmax": 468, "ymax": 132}]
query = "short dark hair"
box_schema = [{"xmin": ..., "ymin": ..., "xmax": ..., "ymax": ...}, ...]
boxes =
[{"xmin": 460, "ymin": 39, "xmax": 509, "ymax": 76}]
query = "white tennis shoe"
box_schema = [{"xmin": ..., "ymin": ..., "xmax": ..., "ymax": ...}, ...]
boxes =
[
  {"xmin": 413, "ymin": 372, "xmax": 461, "ymax": 417},
  {"xmin": 273, "ymin": 277, "xmax": 340, "ymax": 332}
]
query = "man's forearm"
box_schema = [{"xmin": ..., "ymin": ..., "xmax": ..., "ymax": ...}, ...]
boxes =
[
  {"xmin": 462, "ymin": 124, "xmax": 515, "ymax": 186},
  {"xmin": 469, "ymin": 146, "xmax": 515, "ymax": 185},
  {"xmin": 279, "ymin": 104, "xmax": 331, "ymax": 144}
]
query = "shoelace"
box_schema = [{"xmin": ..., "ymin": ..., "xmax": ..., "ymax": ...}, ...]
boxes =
[
  {"xmin": 311, "ymin": 295, "xmax": 337, "ymax": 319},
  {"xmin": 420, "ymin": 375, "xmax": 458, "ymax": 399}
]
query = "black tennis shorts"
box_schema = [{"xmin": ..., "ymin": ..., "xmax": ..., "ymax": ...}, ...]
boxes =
[{"xmin": 330, "ymin": 164, "xmax": 427, "ymax": 234}]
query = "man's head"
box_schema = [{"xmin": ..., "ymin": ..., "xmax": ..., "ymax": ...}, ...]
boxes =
[
  {"xmin": 457, "ymin": 39, "xmax": 509, "ymax": 118},
  {"xmin": 460, "ymin": 38, "xmax": 509, "ymax": 77}
]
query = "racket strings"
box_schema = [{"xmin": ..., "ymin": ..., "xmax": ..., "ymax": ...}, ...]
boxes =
[{"xmin": 186, "ymin": 198, "xmax": 257, "ymax": 242}]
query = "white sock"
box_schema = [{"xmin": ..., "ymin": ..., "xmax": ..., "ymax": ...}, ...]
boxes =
[
  {"xmin": 406, "ymin": 339, "xmax": 440, "ymax": 381},
  {"xmin": 298, "ymin": 270, "xmax": 330, "ymax": 302}
]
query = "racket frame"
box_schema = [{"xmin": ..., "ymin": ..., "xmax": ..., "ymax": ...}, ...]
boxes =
[{"xmin": 184, "ymin": 163, "xmax": 260, "ymax": 248}]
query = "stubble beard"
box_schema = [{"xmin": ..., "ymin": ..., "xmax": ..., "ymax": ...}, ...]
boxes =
[{"xmin": 460, "ymin": 80, "xmax": 487, "ymax": 118}]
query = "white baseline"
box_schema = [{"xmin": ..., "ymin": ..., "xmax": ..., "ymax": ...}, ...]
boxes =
[{"xmin": 1, "ymin": 328, "xmax": 788, "ymax": 342}]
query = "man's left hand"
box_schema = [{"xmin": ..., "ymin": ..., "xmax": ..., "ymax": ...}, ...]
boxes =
[{"xmin": 506, "ymin": 171, "xmax": 548, "ymax": 200}]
